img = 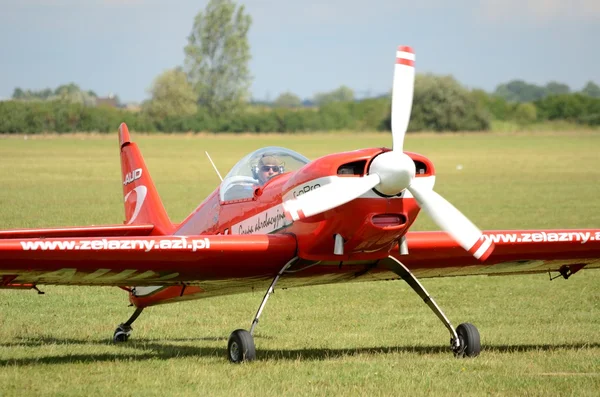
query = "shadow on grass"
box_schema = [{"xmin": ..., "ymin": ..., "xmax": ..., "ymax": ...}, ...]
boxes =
[
  {"xmin": 0, "ymin": 336, "xmax": 600, "ymax": 366},
  {"xmin": 0, "ymin": 333, "xmax": 275, "ymax": 347},
  {"xmin": 1, "ymin": 336, "xmax": 600, "ymax": 366}
]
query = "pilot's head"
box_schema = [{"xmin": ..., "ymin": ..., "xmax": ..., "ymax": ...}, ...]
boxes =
[{"xmin": 256, "ymin": 155, "xmax": 284, "ymax": 184}]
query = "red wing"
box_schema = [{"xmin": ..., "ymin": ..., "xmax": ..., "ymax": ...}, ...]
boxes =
[
  {"xmin": 0, "ymin": 234, "xmax": 297, "ymax": 287},
  {"xmin": 393, "ymin": 229, "xmax": 600, "ymax": 278}
]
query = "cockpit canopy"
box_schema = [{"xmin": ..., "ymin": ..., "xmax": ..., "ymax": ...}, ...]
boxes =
[{"xmin": 219, "ymin": 146, "xmax": 310, "ymax": 201}]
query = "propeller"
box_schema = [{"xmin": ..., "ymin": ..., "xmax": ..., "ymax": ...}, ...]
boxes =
[
  {"xmin": 282, "ymin": 45, "xmax": 494, "ymax": 261},
  {"xmin": 284, "ymin": 174, "xmax": 380, "ymax": 221},
  {"xmin": 391, "ymin": 45, "xmax": 415, "ymax": 153},
  {"xmin": 407, "ymin": 184, "xmax": 494, "ymax": 261}
]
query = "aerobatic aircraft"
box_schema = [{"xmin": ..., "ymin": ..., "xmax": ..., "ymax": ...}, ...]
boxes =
[{"xmin": 1, "ymin": 46, "xmax": 599, "ymax": 363}]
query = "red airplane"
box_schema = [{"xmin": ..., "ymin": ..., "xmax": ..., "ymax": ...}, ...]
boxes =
[{"xmin": 1, "ymin": 46, "xmax": 599, "ymax": 363}]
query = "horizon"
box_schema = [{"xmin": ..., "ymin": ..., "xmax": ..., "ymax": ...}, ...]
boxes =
[{"xmin": 1, "ymin": 0, "xmax": 599, "ymax": 103}]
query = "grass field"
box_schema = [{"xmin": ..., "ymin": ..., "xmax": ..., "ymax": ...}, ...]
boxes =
[{"xmin": 1, "ymin": 131, "xmax": 599, "ymax": 395}]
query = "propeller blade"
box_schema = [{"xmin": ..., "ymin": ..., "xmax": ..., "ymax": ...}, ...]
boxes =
[
  {"xmin": 283, "ymin": 174, "xmax": 381, "ymax": 221},
  {"xmin": 391, "ymin": 45, "xmax": 416, "ymax": 153},
  {"xmin": 408, "ymin": 184, "xmax": 495, "ymax": 261}
]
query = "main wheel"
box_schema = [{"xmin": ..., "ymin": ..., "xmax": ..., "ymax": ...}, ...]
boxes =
[
  {"xmin": 455, "ymin": 323, "xmax": 480, "ymax": 357},
  {"xmin": 228, "ymin": 329, "xmax": 256, "ymax": 363}
]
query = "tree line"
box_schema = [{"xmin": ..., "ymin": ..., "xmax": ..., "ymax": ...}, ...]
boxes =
[
  {"xmin": 2, "ymin": 0, "xmax": 599, "ymax": 134},
  {"xmin": 493, "ymin": 80, "xmax": 600, "ymax": 103},
  {"xmin": 2, "ymin": 74, "xmax": 599, "ymax": 134}
]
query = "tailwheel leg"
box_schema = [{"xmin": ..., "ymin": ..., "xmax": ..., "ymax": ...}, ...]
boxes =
[
  {"xmin": 227, "ymin": 257, "xmax": 297, "ymax": 363},
  {"xmin": 113, "ymin": 307, "xmax": 144, "ymax": 343},
  {"xmin": 386, "ymin": 256, "xmax": 481, "ymax": 357}
]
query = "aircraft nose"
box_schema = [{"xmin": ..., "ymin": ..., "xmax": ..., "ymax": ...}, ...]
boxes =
[{"xmin": 368, "ymin": 151, "xmax": 416, "ymax": 196}]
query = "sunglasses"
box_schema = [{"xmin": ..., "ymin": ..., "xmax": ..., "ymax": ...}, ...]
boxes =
[{"xmin": 260, "ymin": 165, "xmax": 280, "ymax": 172}]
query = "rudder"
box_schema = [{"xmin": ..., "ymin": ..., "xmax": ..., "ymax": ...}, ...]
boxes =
[{"xmin": 119, "ymin": 123, "xmax": 172, "ymax": 235}]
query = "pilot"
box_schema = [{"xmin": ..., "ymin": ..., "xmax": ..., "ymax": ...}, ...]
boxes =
[{"xmin": 255, "ymin": 155, "xmax": 284, "ymax": 185}]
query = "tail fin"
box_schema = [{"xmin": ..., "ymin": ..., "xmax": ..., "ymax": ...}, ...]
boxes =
[{"xmin": 119, "ymin": 123, "xmax": 172, "ymax": 235}]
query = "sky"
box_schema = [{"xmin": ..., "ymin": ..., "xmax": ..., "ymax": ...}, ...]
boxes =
[{"xmin": 0, "ymin": 0, "xmax": 599, "ymax": 103}]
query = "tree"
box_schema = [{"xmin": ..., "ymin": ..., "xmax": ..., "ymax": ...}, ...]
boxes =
[
  {"xmin": 184, "ymin": 0, "xmax": 252, "ymax": 116},
  {"xmin": 12, "ymin": 87, "xmax": 53, "ymax": 101},
  {"xmin": 12, "ymin": 88, "xmax": 25, "ymax": 99},
  {"xmin": 54, "ymin": 83, "xmax": 81, "ymax": 97},
  {"xmin": 406, "ymin": 74, "xmax": 490, "ymax": 131},
  {"xmin": 273, "ymin": 91, "xmax": 302, "ymax": 108},
  {"xmin": 581, "ymin": 81, "xmax": 600, "ymax": 98},
  {"xmin": 545, "ymin": 81, "xmax": 570, "ymax": 96},
  {"xmin": 494, "ymin": 80, "xmax": 547, "ymax": 102},
  {"xmin": 52, "ymin": 83, "xmax": 97, "ymax": 106},
  {"xmin": 535, "ymin": 94, "xmax": 588, "ymax": 120},
  {"xmin": 143, "ymin": 68, "xmax": 198, "ymax": 119},
  {"xmin": 313, "ymin": 85, "xmax": 354, "ymax": 105},
  {"xmin": 514, "ymin": 103, "xmax": 537, "ymax": 125}
]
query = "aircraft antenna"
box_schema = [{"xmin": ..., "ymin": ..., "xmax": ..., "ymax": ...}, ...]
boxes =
[{"xmin": 205, "ymin": 151, "xmax": 223, "ymax": 182}]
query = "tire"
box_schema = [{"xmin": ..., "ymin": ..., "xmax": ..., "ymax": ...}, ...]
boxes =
[
  {"xmin": 456, "ymin": 323, "xmax": 480, "ymax": 357},
  {"xmin": 113, "ymin": 329, "xmax": 130, "ymax": 343},
  {"xmin": 228, "ymin": 329, "xmax": 256, "ymax": 363}
]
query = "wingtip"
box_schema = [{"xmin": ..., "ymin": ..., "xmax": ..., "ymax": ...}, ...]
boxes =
[{"xmin": 119, "ymin": 122, "xmax": 131, "ymax": 148}]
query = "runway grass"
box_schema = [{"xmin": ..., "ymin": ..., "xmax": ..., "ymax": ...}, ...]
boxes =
[{"xmin": 1, "ymin": 130, "xmax": 599, "ymax": 395}]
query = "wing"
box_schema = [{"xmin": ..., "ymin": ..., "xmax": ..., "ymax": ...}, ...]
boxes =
[
  {"xmin": 389, "ymin": 229, "xmax": 600, "ymax": 278},
  {"xmin": 0, "ymin": 234, "xmax": 297, "ymax": 287},
  {"xmin": 3, "ymin": 228, "xmax": 599, "ymax": 293}
]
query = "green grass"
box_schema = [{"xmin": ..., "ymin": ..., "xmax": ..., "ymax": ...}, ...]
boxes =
[
  {"xmin": 1, "ymin": 131, "xmax": 600, "ymax": 395},
  {"xmin": 491, "ymin": 120, "xmax": 600, "ymax": 132}
]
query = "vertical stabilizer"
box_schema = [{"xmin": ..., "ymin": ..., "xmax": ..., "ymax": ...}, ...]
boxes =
[{"xmin": 119, "ymin": 123, "xmax": 172, "ymax": 235}]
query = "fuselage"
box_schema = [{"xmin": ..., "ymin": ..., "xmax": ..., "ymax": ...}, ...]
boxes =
[{"xmin": 175, "ymin": 148, "xmax": 436, "ymax": 262}]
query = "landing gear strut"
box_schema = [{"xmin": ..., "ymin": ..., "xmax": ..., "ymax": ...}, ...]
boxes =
[
  {"xmin": 227, "ymin": 257, "xmax": 297, "ymax": 363},
  {"xmin": 113, "ymin": 307, "xmax": 144, "ymax": 343},
  {"xmin": 386, "ymin": 256, "xmax": 481, "ymax": 357}
]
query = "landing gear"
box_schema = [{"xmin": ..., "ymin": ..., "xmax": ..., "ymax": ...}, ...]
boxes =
[
  {"xmin": 225, "ymin": 254, "xmax": 478, "ymax": 362},
  {"xmin": 226, "ymin": 257, "xmax": 297, "ymax": 363},
  {"xmin": 454, "ymin": 322, "xmax": 481, "ymax": 357},
  {"xmin": 386, "ymin": 256, "xmax": 481, "ymax": 358},
  {"xmin": 228, "ymin": 329, "xmax": 256, "ymax": 363},
  {"xmin": 113, "ymin": 307, "xmax": 144, "ymax": 343}
]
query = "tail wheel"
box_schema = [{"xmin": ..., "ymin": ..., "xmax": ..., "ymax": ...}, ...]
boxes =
[
  {"xmin": 113, "ymin": 324, "xmax": 132, "ymax": 343},
  {"xmin": 228, "ymin": 329, "xmax": 256, "ymax": 363},
  {"xmin": 455, "ymin": 323, "xmax": 481, "ymax": 357}
]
